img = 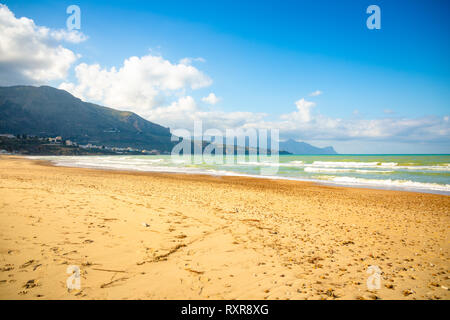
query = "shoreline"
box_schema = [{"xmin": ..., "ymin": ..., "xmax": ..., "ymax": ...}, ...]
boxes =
[
  {"xmin": 0, "ymin": 155, "xmax": 449, "ymax": 300},
  {"xmin": 25, "ymin": 155, "xmax": 450, "ymax": 196}
]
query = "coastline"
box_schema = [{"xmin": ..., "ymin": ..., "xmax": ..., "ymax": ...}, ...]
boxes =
[
  {"xmin": 27, "ymin": 154, "xmax": 450, "ymax": 196},
  {"xmin": 0, "ymin": 155, "xmax": 449, "ymax": 299}
]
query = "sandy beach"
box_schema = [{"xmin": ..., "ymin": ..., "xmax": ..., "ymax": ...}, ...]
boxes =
[{"xmin": 0, "ymin": 155, "xmax": 448, "ymax": 300}]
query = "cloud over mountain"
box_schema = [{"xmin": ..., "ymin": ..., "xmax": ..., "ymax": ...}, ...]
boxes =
[
  {"xmin": 59, "ymin": 55, "xmax": 212, "ymax": 116},
  {"xmin": 0, "ymin": 4, "xmax": 86, "ymax": 86}
]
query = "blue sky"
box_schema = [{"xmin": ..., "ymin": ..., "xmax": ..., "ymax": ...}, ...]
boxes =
[{"xmin": 2, "ymin": 0, "xmax": 449, "ymax": 153}]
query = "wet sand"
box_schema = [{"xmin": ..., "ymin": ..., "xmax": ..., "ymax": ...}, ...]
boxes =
[{"xmin": 0, "ymin": 156, "xmax": 449, "ymax": 299}]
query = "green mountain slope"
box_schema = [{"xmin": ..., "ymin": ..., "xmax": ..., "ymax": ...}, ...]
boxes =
[{"xmin": 0, "ymin": 85, "xmax": 174, "ymax": 152}]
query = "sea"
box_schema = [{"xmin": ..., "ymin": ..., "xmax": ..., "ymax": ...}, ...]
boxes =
[{"xmin": 29, "ymin": 154, "xmax": 450, "ymax": 195}]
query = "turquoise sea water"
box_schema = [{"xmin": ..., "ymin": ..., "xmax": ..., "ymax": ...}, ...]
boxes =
[{"xmin": 31, "ymin": 154, "xmax": 450, "ymax": 195}]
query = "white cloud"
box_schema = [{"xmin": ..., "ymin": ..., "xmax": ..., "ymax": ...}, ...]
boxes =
[
  {"xmin": 229, "ymin": 95, "xmax": 449, "ymax": 145},
  {"xmin": 201, "ymin": 92, "xmax": 220, "ymax": 105},
  {"xmin": 280, "ymin": 98, "xmax": 316, "ymax": 123},
  {"xmin": 142, "ymin": 95, "xmax": 449, "ymax": 145},
  {"xmin": 179, "ymin": 57, "xmax": 206, "ymax": 65},
  {"xmin": 309, "ymin": 90, "xmax": 322, "ymax": 97},
  {"xmin": 0, "ymin": 4, "xmax": 86, "ymax": 85},
  {"xmin": 49, "ymin": 29, "xmax": 88, "ymax": 43},
  {"xmin": 146, "ymin": 96, "xmax": 198, "ymax": 126},
  {"xmin": 59, "ymin": 54, "xmax": 212, "ymax": 116},
  {"xmin": 250, "ymin": 102, "xmax": 450, "ymax": 143},
  {"xmin": 146, "ymin": 96, "xmax": 266, "ymax": 131}
]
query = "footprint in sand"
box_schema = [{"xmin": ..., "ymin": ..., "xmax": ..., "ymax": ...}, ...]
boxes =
[
  {"xmin": 0, "ymin": 264, "xmax": 14, "ymax": 272},
  {"xmin": 20, "ymin": 260, "xmax": 37, "ymax": 269},
  {"xmin": 23, "ymin": 279, "xmax": 39, "ymax": 289}
]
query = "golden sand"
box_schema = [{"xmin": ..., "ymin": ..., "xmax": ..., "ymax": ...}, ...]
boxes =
[{"xmin": 0, "ymin": 156, "xmax": 448, "ymax": 300}]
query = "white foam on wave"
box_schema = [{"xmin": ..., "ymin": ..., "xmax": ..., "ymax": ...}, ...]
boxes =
[
  {"xmin": 310, "ymin": 161, "xmax": 380, "ymax": 167},
  {"xmin": 321, "ymin": 176, "xmax": 450, "ymax": 193},
  {"xmin": 288, "ymin": 160, "xmax": 304, "ymax": 165},
  {"xmin": 28, "ymin": 156, "xmax": 450, "ymax": 195},
  {"xmin": 302, "ymin": 161, "xmax": 450, "ymax": 172},
  {"xmin": 304, "ymin": 167, "xmax": 393, "ymax": 174},
  {"xmin": 238, "ymin": 160, "xmax": 450, "ymax": 172},
  {"xmin": 380, "ymin": 162, "xmax": 398, "ymax": 166},
  {"xmin": 236, "ymin": 161, "xmax": 284, "ymax": 167},
  {"xmin": 236, "ymin": 160, "xmax": 309, "ymax": 168}
]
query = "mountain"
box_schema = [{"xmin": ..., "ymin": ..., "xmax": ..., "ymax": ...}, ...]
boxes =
[
  {"xmin": 279, "ymin": 139, "xmax": 337, "ymax": 154},
  {"xmin": 0, "ymin": 86, "xmax": 336, "ymax": 155},
  {"xmin": 0, "ymin": 85, "xmax": 174, "ymax": 152}
]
